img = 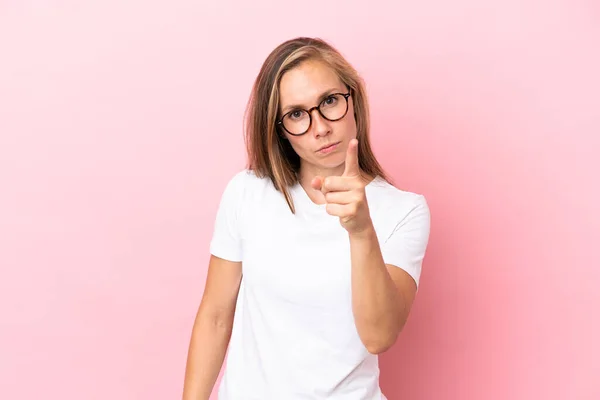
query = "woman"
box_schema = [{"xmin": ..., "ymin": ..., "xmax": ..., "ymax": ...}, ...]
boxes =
[{"xmin": 183, "ymin": 37, "xmax": 431, "ymax": 400}]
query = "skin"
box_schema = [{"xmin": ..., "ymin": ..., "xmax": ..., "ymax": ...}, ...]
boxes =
[
  {"xmin": 182, "ymin": 59, "xmax": 418, "ymax": 400},
  {"xmin": 279, "ymin": 59, "xmax": 417, "ymax": 353}
]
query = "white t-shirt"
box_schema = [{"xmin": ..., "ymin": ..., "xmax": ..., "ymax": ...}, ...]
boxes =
[{"xmin": 209, "ymin": 169, "xmax": 431, "ymax": 400}]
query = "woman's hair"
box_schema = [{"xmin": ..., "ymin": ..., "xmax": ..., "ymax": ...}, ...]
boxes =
[{"xmin": 244, "ymin": 37, "xmax": 388, "ymax": 213}]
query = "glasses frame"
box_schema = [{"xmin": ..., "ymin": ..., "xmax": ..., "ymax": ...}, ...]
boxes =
[{"xmin": 277, "ymin": 92, "xmax": 352, "ymax": 136}]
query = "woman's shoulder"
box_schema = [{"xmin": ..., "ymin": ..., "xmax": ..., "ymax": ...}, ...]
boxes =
[
  {"xmin": 225, "ymin": 168, "xmax": 271, "ymax": 186},
  {"xmin": 368, "ymin": 176, "xmax": 426, "ymax": 203},
  {"xmin": 367, "ymin": 177, "xmax": 429, "ymax": 220},
  {"xmin": 218, "ymin": 169, "xmax": 286, "ymax": 218},
  {"xmin": 221, "ymin": 168, "xmax": 276, "ymax": 198}
]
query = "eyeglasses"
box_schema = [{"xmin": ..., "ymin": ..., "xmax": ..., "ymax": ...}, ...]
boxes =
[{"xmin": 277, "ymin": 92, "xmax": 351, "ymax": 136}]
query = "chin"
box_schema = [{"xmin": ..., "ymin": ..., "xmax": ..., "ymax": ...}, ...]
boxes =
[{"xmin": 316, "ymin": 159, "xmax": 345, "ymax": 171}]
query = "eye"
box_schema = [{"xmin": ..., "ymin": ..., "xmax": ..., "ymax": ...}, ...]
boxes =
[
  {"xmin": 323, "ymin": 95, "xmax": 338, "ymax": 106},
  {"xmin": 289, "ymin": 110, "xmax": 304, "ymax": 120}
]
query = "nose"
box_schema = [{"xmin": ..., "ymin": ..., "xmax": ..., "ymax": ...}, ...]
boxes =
[{"xmin": 309, "ymin": 109, "xmax": 331, "ymax": 138}]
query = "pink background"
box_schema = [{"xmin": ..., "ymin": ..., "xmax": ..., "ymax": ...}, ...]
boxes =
[{"xmin": 1, "ymin": 1, "xmax": 599, "ymax": 399}]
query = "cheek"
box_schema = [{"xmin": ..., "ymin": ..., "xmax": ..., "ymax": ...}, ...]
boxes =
[
  {"xmin": 287, "ymin": 136, "xmax": 311, "ymax": 156},
  {"xmin": 341, "ymin": 111, "xmax": 358, "ymax": 136}
]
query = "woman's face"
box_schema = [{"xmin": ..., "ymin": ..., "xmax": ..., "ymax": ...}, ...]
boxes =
[{"xmin": 278, "ymin": 60, "xmax": 357, "ymax": 176}]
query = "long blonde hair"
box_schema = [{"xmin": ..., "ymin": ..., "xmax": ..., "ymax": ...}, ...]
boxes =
[{"xmin": 244, "ymin": 37, "xmax": 388, "ymax": 213}]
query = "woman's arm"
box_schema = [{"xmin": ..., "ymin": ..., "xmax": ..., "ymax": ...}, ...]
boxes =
[
  {"xmin": 312, "ymin": 139, "xmax": 427, "ymax": 354},
  {"xmin": 348, "ymin": 228, "xmax": 417, "ymax": 354},
  {"xmin": 182, "ymin": 255, "xmax": 242, "ymax": 400}
]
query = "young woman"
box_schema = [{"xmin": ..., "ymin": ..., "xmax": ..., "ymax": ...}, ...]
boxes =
[{"xmin": 183, "ymin": 37, "xmax": 431, "ymax": 400}]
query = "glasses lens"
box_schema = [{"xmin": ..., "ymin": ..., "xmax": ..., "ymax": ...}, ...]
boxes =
[
  {"xmin": 282, "ymin": 110, "xmax": 310, "ymax": 135},
  {"xmin": 281, "ymin": 94, "xmax": 349, "ymax": 135},
  {"xmin": 320, "ymin": 94, "xmax": 348, "ymax": 121}
]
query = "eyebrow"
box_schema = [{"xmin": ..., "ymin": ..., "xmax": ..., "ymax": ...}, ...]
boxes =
[{"xmin": 280, "ymin": 88, "xmax": 343, "ymax": 115}]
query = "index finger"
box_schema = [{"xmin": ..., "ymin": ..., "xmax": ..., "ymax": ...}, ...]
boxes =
[{"xmin": 342, "ymin": 138, "xmax": 360, "ymax": 177}]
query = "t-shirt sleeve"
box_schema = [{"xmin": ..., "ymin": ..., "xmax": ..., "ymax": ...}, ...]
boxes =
[
  {"xmin": 209, "ymin": 172, "xmax": 245, "ymax": 262},
  {"xmin": 381, "ymin": 194, "xmax": 431, "ymax": 289}
]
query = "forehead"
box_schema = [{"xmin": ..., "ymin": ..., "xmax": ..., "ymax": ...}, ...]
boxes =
[{"xmin": 279, "ymin": 60, "xmax": 344, "ymax": 107}]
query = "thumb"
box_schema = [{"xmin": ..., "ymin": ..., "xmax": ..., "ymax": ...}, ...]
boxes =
[
  {"xmin": 342, "ymin": 138, "xmax": 360, "ymax": 177},
  {"xmin": 311, "ymin": 176, "xmax": 324, "ymax": 191}
]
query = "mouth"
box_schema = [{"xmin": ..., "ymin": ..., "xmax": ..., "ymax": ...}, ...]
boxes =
[{"xmin": 316, "ymin": 141, "xmax": 341, "ymax": 153}]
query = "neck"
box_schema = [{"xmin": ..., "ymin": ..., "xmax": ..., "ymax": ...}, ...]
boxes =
[
  {"xmin": 297, "ymin": 164, "xmax": 345, "ymax": 189},
  {"xmin": 296, "ymin": 163, "xmax": 375, "ymax": 204}
]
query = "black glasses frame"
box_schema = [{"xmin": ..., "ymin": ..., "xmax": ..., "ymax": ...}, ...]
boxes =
[{"xmin": 277, "ymin": 92, "xmax": 352, "ymax": 136}]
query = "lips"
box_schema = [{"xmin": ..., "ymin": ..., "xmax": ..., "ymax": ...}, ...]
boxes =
[{"xmin": 317, "ymin": 142, "xmax": 340, "ymax": 152}]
